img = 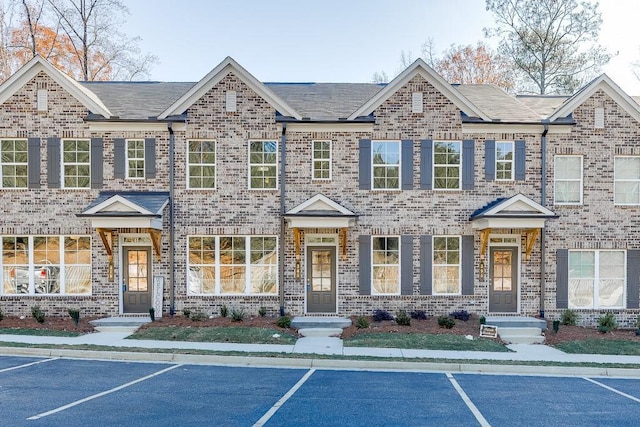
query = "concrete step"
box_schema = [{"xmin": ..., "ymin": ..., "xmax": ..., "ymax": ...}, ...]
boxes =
[
  {"xmin": 485, "ymin": 316, "xmax": 547, "ymax": 331},
  {"xmin": 90, "ymin": 316, "xmax": 152, "ymax": 330},
  {"xmin": 497, "ymin": 327, "xmax": 545, "ymax": 345},
  {"xmin": 298, "ymin": 328, "xmax": 343, "ymax": 337},
  {"xmin": 291, "ymin": 316, "xmax": 351, "ymax": 329}
]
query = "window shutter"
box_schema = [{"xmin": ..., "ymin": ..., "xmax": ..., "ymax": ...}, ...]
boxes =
[
  {"xmin": 420, "ymin": 139, "xmax": 433, "ymax": 189},
  {"xmin": 47, "ymin": 137, "xmax": 60, "ymax": 188},
  {"xmin": 461, "ymin": 235, "xmax": 474, "ymax": 295},
  {"xmin": 556, "ymin": 249, "xmax": 569, "ymax": 309},
  {"xmin": 401, "ymin": 235, "xmax": 413, "ymax": 295},
  {"xmin": 515, "ymin": 140, "xmax": 526, "ymax": 181},
  {"xmin": 145, "ymin": 137, "xmax": 156, "ymax": 179},
  {"xmin": 359, "ymin": 139, "xmax": 371, "ymax": 190},
  {"xmin": 485, "ymin": 139, "xmax": 495, "ymax": 181},
  {"xmin": 627, "ymin": 250, "xmax": 640, "ymax": 308},
  {"xmin": 113, "ymin": 138, "xmax": 125, "ymax": 179},
  {"xmin": 419, "ymin": 235, "xmax": 432, "ymax": 295},
  {"xmin": 90, "ymin": 138, "xmax": 103, "ymax": 189},
  {"xmin": 401, "ymin": 139, "xmax": 413, "ymax": 190},
  {"xmin": 358, "ymin": 235, "xmax": 371, "ymax": 295},
  {"xmin": 27, "ymin": 138, "xmax": 41, "ymax": 189},
  {"xmin": 462, "ymin": 139, "xmax": 475, "ymax": 190}
]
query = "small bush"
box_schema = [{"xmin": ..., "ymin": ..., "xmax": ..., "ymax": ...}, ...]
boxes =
[
  {"xmin": 437, "ymin": 316, "xmax": 455, "ymax": 329},
  {"xmin": 552, "ymin": 319, "xmax": 560, "ymax": 333},
  {"xmin": 395, "ymin": 310, "xmax": 411, "ymax": 326},
  {"xmin": 220, "ymin": 304, "xmax": 228, "ymax": 318},
  {"xmin": 355, "ymin": 316, "xmax": 369, "ymax": 329},
  {"xmin": 0, "ymin": 308, "xmax": 4, "ymax": 321},
  {"xmin": 409, "ymin": 310, "xmax": 427, "ymax": 320},
  {"xmin": 68, "ymin": 308, "xmax": 80, "ymax": 327},
  {"xmin": 231, "ymin": 309, "xmax": 245, "ymax": 322},
  {"xmin": 190, "ymin": 312, "xmax": 206, "ymax": 322},
  {"xmin": 276, "ymin": 316, "xmax": 291, "ymax": 328},
  {"xmin": 598, "ymin": 312, "xmax": 618, "ymax": 333},
  {"xmin": 372, "ymin": 309, "xmax": 393, "ymax": 322},
  {"xmin": 635, "ymin": 315, "xmax": 640, "ymax": 329},
  {"xmin": 450, "ymin": 310, "xmax": 471, "ymax": 321},
  {"xmin": 31, "ymin": 305, "xmax": 45, "ymax": 324},
  {"xmin": 560, "ymin": 308, "xmax": 578, "ymax": 326},
  {"xmin": 258, "ymin": 306, "xmax": 267, "ymax": 317},
  {"xmin": 479, "ymin": 315, "xmax": 486, "ymax": 325},
  {"xmin": 149, "ymin": 307, "xmax": 155, "ymax": 322},
  {"xmin": 182, "ymin": 309, "xmax": 191, "ymax": 319}
]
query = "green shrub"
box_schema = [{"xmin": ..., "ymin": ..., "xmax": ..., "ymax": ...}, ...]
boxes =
[
  {"xmin": 276, "ymin": 316, "xmax": 291, "ymax": 328},
  {"xmin": 231, "ymin": 309, "xmax": 245, "ymax": 322},
  {"xmin": 560, "ymin": 309, "xmax": 578, "ymax": 326},
  {"xmin": 190, "ymin": 312, "xmax": 206, "ymax": 322},
  {"xmin": 182, "ymin": 309, "xmax": 191, "ymax": 319},
  {"xmin": 437, "ymin": 315, "xmax": 455, "ymax": 329},
  {"xmin": 409, "ymin": 310, "xmax": 427, "ymax": 320},
  {"xmin": 598, "ymin": 312, "xmax": 618, "ymax": 333},
  {"xmin": 552, "ymin": 319, "xmax": 560, "ymax": 333},
  {"xmin": 479, "ymin": 315, "xmax": 486, "ymax": 325},
  {"xmin": 31, "ymin": 305, "xmax": 45, "ymax": 324},
  {"xmin": 258, "ymin": 306, "xmax": 267, "ymax": 317},
  {"xmin": 636, "ymin": 315, "xmax": 640, "ymax": 329},
  {"xmin": 220, "ymin": 304, "xmax": 228, "ymax": 318},
  {"xmin": 0, "ymin": 308, "xmax": 4, "ymax": 322},
  {"xmin": 395, "ymin": 310, "xmax": 411, "ymax": 326},
  {"xmin": 372, "ymin": 309, "xmax": 393, "ymax": 322},
  {"xmin": 68, "ymin": 308, "xmax": 80, "ymax": 327},
  {"xmin": 355, "ymin": 316, "xmax": 369, "ymax": 329}
]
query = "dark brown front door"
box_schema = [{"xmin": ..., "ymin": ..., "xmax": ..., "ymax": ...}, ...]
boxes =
[
  {"xmin": 123, "ymin": 247, "xmax": 151, "ymax": 313},
  {"xmin": 489, "ymin": 247, "xmax": 518, "ymax": 312},
  {"xmin": 306, "ymin": 247, "xmax": 336, "ymax": 313}
]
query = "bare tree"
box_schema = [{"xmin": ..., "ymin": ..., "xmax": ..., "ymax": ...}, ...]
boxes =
[{"xmin": 485, "ymin": 0, "xmax": 611, "ymax": 94}]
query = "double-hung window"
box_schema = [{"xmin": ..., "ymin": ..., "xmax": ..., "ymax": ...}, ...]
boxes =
[
  {"xmin": 554, "ymin": 155, "xmax": 583, "ymax": 204},
  {"xmin": 372, "ymin": 141, "xmax": 400, "ymax": 189},
  {"xmin": 62, "ymin": 139, "xmax": 90, "ymax": 188},
  {"xmin": 372, "ymin": 236, "xmax": 400, "ymax": 294},
  {"xmin": 432, "ymin": 236, "xmax": 461, "ymax": 294},
  {"xmin": 249, "ymin": 140, "xmax": 277, "ymax": 189},
  {"xmin": 433, "ymin": 141, "xmax": 461, "ymax": 190},
  {"xmin": 312, "ymin": 140, "xmax": 331, "ymax": 180},
  {"xmin": 126, "ymin": 139, "xmax": 145, "ymax": 179},
  {"xmin": 188, "ymin": 140, "xmax": 216, "ymax": 189},
  {"xmin": 0, "ymin": 139, "xmax": 28, "ymax": 188},
  {"xmin": 614, "ymin": 156, "xmax": 640, "ymax": 205},
  {"xmin": 496, "ymin": 141, "xmax": 514, "ymax": 180},
  {"xmin": 568, "ymin": 250, "xmax": 625, "ymax": 309}
]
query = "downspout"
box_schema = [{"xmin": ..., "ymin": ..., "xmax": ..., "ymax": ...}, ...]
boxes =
[
  {"xmin": 279, "ymin": 123, "xmax": 287, "ymax": 316},
  {"xmin": 539, "ymin": 120, "xmax": 549, "ymax": 318},
  {"xmin": 168, "ymin": 122, "xmax": 175, "ymax": 316}
]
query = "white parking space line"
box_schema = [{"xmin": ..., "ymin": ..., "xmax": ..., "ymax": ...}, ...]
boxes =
[
  {"xmin": 584, "ymin": 377, "xmax": 640, "ymax": 403},
  {"xmin": 253, "ymin": 368, "xmax": 316, "ymax": 427},
  {"xmin": 0, "ymin": 357, "xmax": 58, "ymax": 373},
  {"xmin": 447, "ymin": 373, "xmax": 491, "ymax": 427},
  {"xmin": 27, "ymin": 364, "xmax": 182, "ymax": 420}
]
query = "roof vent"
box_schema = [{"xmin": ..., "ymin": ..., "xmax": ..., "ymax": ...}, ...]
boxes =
[
  {"xmin": 37, "ymin": 89, "xmax": 48, "ymax": 112},
  {"xmin": 226, "ymin": 90, "xmax": 237, "ymax": 112},
  {"xmin": 594, "ymin": 107, "xmax": 604, "ymax": 129},
  {"xmin": 412, "ymin": 92, "xmax": 423, "ymax": 113}
]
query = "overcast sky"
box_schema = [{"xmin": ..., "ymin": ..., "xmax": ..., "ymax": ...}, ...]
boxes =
[{"xmin": 123, "ymin": 0, "xmax": 640, "ymax": 94}]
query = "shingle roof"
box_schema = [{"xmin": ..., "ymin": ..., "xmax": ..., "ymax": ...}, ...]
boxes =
[
  {"xmin": 456, "ymin": 85, "xmax": 542, "ymax": 122},
  {"xmin": 79, "ymin": 191, "xmax": 170, "ymax": 217},
  {"xmin": 516, "ymin": 95, "xmax": 569, "ymax": 119}
]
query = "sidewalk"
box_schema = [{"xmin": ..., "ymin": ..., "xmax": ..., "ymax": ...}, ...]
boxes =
[{"xmin": 0, "ymin": 332, "xmax": 640, "ymax": 377}]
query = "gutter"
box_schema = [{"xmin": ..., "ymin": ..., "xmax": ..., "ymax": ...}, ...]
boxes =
[
  {"xmin": 168, "ymin": 122, "xmax": 176, "ymax": 316},
  {"xmin": 540, "ymin": 120, "xmax": 550, "ymax": 318},
  {"xmin": 279, "ymin": 123, "xmax": 287, "ymax": 316}
]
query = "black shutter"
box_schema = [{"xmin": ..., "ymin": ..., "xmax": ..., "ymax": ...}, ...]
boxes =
[
  {"xmin": 145, "ymin": 137, "xmax": 156, "ymax": 179},
  {"xmin": 462, "ymin": 139, "xmax": 475, "ymax": 190},
  {"xmin": 401, "ymin": 235, "xmax": 413, "ymax": 295},
  {"xmin": 515, "ymin": 140, "xmax": 526, "ymax": 181},
  {"xmin": 358, "ymin": 235, "xmax": 371, "ymax": 295},
  {"xmin": 485, "ymin": 139, "xmax": 495, "ymax": 181},
  {"xmin": 556, "ymin": 249, "xmax": 569, "ymax": 309},
  {"xmin": 420, "ymin": 235, "xmax": 432, "ymax": 295},
  {"xmin": 401, "ymin": 140, "xmax": 413, "ymax": 190},
  {"xmin": 420, "ymin": 139, "xmax": 433, "ymax": 189},
  {"xmin": 359, "ymin": 139, "xmax": 371, "ymax": 190},
  {"xmin": 461, "ymin": 235, "xmax": 474, "ymax": 295},
  {"xmin": 627, "ymin": 250, "xmax": 640, "ymax": 308},
  {"xmin": 113, "ymin": 138, "xmax": 125, "ymax": 179},
  {"xmin": 27, "ymin": 138, "xmax": 41, "ymax": 189},
  {"xmin": 47, "ymin": 137, "xmax": 60, "ymax": 188},
  {"xmin": 90, "ymin": 138, "xmax": 103, "ymax": 189}
]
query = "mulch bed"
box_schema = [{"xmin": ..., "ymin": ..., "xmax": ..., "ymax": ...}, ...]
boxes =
[
  {"xmin": 0, "ymin": 315, "xmax": 97, "ymax": 334},
  {"xmin": 341, "ymin": 314, "xmax": 486, "ymax": 340}
]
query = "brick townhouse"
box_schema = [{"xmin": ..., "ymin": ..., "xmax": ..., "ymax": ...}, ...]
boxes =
[{"xmin": 0, "ymin": 55, "xmax": 638, "ymax": 326}]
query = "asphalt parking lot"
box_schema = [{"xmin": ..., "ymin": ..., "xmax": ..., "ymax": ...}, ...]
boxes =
[{"xmin": 1, "ymin": 355, "xmax": 639, "ymax": 426}]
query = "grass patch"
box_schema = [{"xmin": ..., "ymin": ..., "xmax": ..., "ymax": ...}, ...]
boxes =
[
  {"xmin": 128, "ymin": 326, "xmax": 297, "ymax": 345},
  {"xmin": 554, "ymin": 339, "xmax": 640, "ymax": 356},
  {"xmin": 344, "ymin": 333, "xmax": 510, "ymax": 352},
  {"xmin": 0, "ymin": 328, "xmax": 82, "ymax": 337}
]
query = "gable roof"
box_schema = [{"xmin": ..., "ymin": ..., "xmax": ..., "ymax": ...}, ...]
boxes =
[
  {"xmin": 347, "ymin": 58, "xmax": 491, "ymax": 121},
  {"xmin": 549, "ymin": 74, "xmax": 640, "ymax": 122},
  {"xmin": 0, "ymin": 55, "xmax": 112, "ymax": 118},
  {"xmin": 78, "ymin": 191, "xmax": 170, "ymax": 217},
  {"xmin": 158, "ymin": 56, "xmax": 302, "ymax": 120},
  {"xmin": 470, "ymin": 194, "xmax": 557, "ymax": 230}
]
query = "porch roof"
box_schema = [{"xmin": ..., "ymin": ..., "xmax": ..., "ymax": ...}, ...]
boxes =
[{"xmin": 470, "ymin": 194, "xmax": 557, "ymax": 230}]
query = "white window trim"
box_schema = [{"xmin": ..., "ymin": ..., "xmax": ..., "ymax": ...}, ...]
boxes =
[
  {"xmin": 495, "ymin": 141, "xmax": 514, "ymax": 181},
  {"xmin": 614, "ymin": 156, "xmax": 640, "ymax": 206},
  {"xmin": 186, "ymin": 139, "xmax": 216, "ymax": 190},
  {"xmin": 371, "ymin": 140, "xmax": 401, "ymax": 191},
  {"xmin": 432, "ymin": 140, "xmax": 461, "ymax": 191},
  {"xmin": 311, "ymin": 140, "xmax": 332, "ymax": 181},
  {"xmin": 432, "ymin": 235, "xmax": 462, "ymax": 296},
  {"xmin": 61, "ymin": 138, "xmax": 91, "ymax": 189},
  {"xmin": 554, "ymin": 155, "xmax": 583, "ymax": 205},
  {"xmin": 125, "ymin": 139, "xmax": 145, "ymax": 180},
  {"xmin": 0, "ymin": 138, "xmax": 28, "ymax": 189},
  {"xmin": 248, "ymin": 140, "xmax": 278, "ymax": 190},
  {"xmin": 568, "ymin": 249, "xmax": 626, "ymax": 309},
  {"xmin": 371, "ymin": 235, "xmax": 401, "ymax": 295}
]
